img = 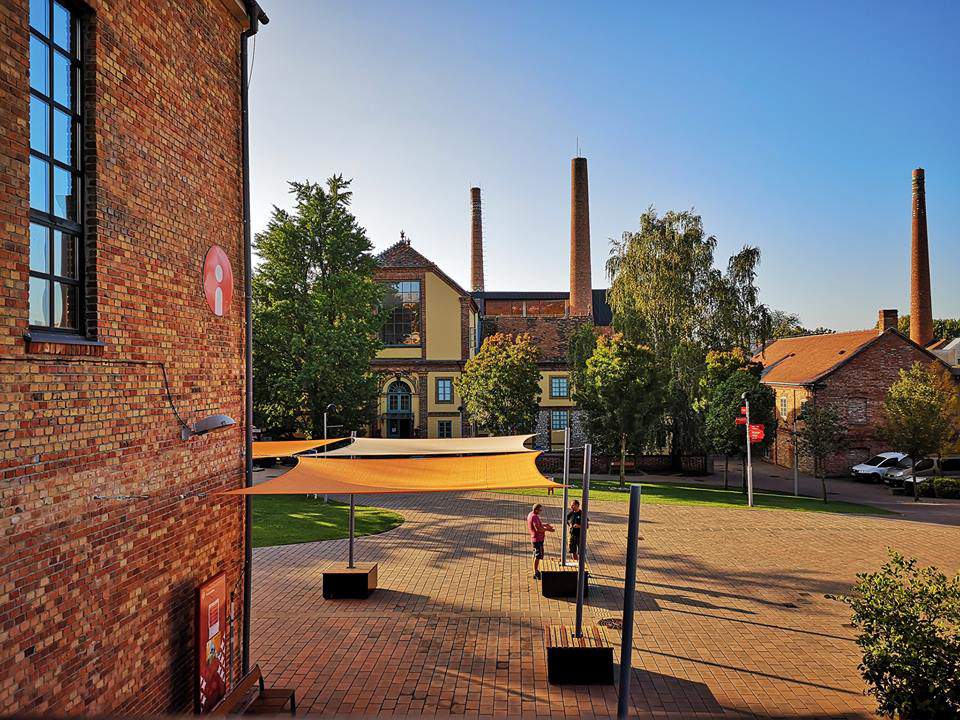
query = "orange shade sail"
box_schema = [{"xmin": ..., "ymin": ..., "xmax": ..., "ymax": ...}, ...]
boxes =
[
  {"xmin": 252, "ymin": 439, "xmax": 346, "ymax": 459},
  {"xmin": 226, "ymin": 452, "xmax": 560, "ymax": 495}
]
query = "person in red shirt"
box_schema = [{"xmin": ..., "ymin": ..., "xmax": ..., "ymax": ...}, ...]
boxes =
[{"xmin": 526, "ymin": 503, "xmax": 555, "ymax": 580}]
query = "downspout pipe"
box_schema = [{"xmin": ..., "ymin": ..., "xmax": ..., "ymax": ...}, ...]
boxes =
[{"xmin": 240, "ymin": 0, "xmax": 267, "ymax": 677}]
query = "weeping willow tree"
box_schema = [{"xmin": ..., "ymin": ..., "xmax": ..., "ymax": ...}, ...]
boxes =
[{"xmin": 606, "ymin": 208, "xmax": 771, "ymax": 466}]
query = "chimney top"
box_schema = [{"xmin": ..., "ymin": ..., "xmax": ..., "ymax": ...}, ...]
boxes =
[
  {"xmin": 878, "ymin": 309, "xmax": 898, "ymax": 334},
  {"xmin": 569, "ymin": 156, "xmax": 592, "ymax": 317},
  {"xmin": 470, "ymin": 187, "xmax": 484, "ymax": 292}
]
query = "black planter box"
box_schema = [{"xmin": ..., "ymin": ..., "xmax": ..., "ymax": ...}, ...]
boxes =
[
  {"xmin": 540, "ymin": 560, "xmax": 588, "ymax": 599},
  {"xmin": 546, "ymin": 625, "xmax": 614, "ymax": 685},
  {"xmin": 322, "ymin": 563, "xmax": 378, "ymax": 599}
]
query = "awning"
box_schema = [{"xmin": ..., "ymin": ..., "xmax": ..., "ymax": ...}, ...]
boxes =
[
  {"xmin": 224, "ymin": 452, "xmax": 559, "ymax": 495},
  {"xmin": 252, "ymin": 439, "xmax": 346, "ymax": 459},
  {"xmin": 319, "ymin": 434, "xmax": 535, "ymax": 457}
]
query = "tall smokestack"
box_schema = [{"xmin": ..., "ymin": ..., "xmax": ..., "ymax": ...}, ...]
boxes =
[
  {"xmin": 910, "ymin": 168, "xmax": 933, "ymax": 346},
  {"xmin": 569, "ymin": 157, "xmax": 592, "ymax": 317},
  {"xmin": 470, "ymin": 187, "xmax": 484, "ymax": 292}
]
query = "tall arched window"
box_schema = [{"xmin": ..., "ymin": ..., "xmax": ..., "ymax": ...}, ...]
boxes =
[{"xmin": 386, "ymin": 381, "xmax": 412, "ymax": 413}]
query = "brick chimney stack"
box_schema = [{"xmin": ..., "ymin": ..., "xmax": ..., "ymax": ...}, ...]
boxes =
[
  {"xmin": 910, "ymin": 168, "xmax": 933, "ymax": 346},
  {"xmin": 878, "ymin": 309, "xmax": 898, "ymax": 334},
  {"xmin": 470, "ymin": 186, "xmax": 484, "ymax": 292},
  {"xmin": 569, "ymin": 157, "xmax": 593, "ymax": 317}
]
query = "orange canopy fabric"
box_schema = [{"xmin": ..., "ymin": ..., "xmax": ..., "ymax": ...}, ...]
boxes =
[
  {"xmin": 319, "ymin": 434, "xmax": 534, "ymax": 457},
  {"xmin": 226, "ymin": 452, "xmax": 560, "ymax": 495},
  {"xmin": 252, "ymin": 439, "xmax": 346, "ymax": 459}
]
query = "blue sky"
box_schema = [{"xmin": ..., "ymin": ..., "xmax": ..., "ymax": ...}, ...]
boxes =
[{"xmin": 248, "ymin": 1, "xmax": 959, "ymax": 331}]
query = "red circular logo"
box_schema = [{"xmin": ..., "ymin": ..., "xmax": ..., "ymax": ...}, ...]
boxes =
[{"xmin": 203, "ymin": 245, "xmax": 233, "ymax": 317}]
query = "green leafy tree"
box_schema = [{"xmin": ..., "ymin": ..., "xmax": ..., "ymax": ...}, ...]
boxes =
[
  {"xmin": 606, "ymin": 208, "xmax": 770, "ymax": 467},
  {"xmin": 796, "ymin": 402, "xmax": 847, "ymax": 501},
  {"xmin": 700, "ymin": 350, "xmax": 775, "ymax": 489},
  {"xmin": 253, "ymin": 177, "xmax": 383, "ymax": 438},
  {"xmin": 895, "ymin": 314, "xmax": 960, "ymax": 340},
  {"xmin": 879, "ymin": 362, "xmax": 959, "ymax": 501},
  {"xmin": 830, "ymin": 552, "xmax": 960, "ymax": 719},
  {"xmin": 575, "ymin": 334, "xmax": 666, "ymax": 486},
  {"xmin": 769, "ymin": 310, "xmax": 835, "ymax": 339},
  {"xmin": 455, "ymin": 333, "xmax": 541, "ymax": 435}
]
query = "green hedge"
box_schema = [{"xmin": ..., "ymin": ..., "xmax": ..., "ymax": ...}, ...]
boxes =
[{"xmin": 931, "ymin": 477, "xmax": 960, "ymax": 499}]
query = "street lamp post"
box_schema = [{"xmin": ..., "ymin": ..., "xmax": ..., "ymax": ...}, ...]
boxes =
[{"xmin": 742, "ymin": 393, "xmax": 754, "ymax": 507}]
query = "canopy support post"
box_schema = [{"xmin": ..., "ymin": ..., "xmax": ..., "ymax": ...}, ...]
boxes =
[
  {"xmin": 575, "ymin": 443, "xmax": 591, "ymax": 638},
  {"xmin": 617, "ymin": 484, "xmax": 642, "ymax": 719},
  {"xmin": 348, "ymin": 494, "xmax": 355, "ymax": 569},
  {"xmin": 560, "ymin": 427, "xmax": 570, "ymax": 566}
]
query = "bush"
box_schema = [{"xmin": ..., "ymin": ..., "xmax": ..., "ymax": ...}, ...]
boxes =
[
  {"xmin": 829, "ymin": 552, "xmax": 960, "ymax": 718},
  {"xmin": 932, "ymin": 477, "xmax": 960, "ymax": 499}
]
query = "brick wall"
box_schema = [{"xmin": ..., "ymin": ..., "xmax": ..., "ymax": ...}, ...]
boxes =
[
  {"xmin": 482, "ymin": 316, "xmax": 591, "ymax": 361},
  {"xmin": 0, "ymin": 0, "xmax": 248, "ymax": 714},
  {"xmin": 766, "ymin": 332, "xmax": 944, "ymax": 476}
]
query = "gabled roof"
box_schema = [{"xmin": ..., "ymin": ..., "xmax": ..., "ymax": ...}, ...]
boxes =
[
  {"xmin": 755, "ymin": 328, "xmax": 953, "ymax": 385},
  {"xmin": 376, "ymin": 240, "xmax": 476, "ymax": 307},
  {"xmin": 755, "ymin": 330, "xmax": 884, "ymax": 384}
]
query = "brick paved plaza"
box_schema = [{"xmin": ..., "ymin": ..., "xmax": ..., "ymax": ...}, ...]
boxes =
[{"xmin": 250, "ymin": 468, "xmax": 960, "ymax": 718}]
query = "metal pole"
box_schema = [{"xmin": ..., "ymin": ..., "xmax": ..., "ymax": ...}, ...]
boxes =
[
  {"xmin": 744, "ymin": 398, "xmax": 753, "ymax": 507},
  {"xmin": 617, "ymin": 484, "xmax": 642, "ymax": 720},
  {"xmin": 561, "ymin": 427, "xmax": 570, "ymax": 566},
  {"xmin": 575, "ymin": 443, "xmax": 591, "ymax": 638},
  {"xmin": 348, "ymin": 494, "xmax": 355, "ymax": 568}
]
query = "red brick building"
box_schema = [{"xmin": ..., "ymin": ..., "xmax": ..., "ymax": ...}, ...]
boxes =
[
  {"xmin": 757, "ymin": 310, "xmax": 951, "ymax": 476},
  {"xmin": 0, "ymin": 0, "xmax": 264, "ymax": 713}
]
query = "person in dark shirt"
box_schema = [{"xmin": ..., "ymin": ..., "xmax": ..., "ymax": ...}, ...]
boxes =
[{"xmin": 566, "ymin": 499, "xmax": 582, "ymax": 562}]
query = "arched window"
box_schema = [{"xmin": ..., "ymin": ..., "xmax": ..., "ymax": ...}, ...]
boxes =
[{"xmin": 386, "ymin": 381, "xmax": 412, "ymax": 413}]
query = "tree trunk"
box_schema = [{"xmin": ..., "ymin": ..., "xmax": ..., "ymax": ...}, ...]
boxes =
[
  {"xmin": 819, "ymin": 458, "xmax": 827, "ymax": 502},
  {"xmin": 723, "ymin": 455, "xmax": 729, "ymax": 490},
  {"xmin": 619, "ymin": 433, "xmax": 626, "ymax": 488}
]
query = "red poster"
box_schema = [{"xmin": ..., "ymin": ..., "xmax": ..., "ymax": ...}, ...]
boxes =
[
  {"xmin": 196, "ymin": 573, "xmax": 228, "ymax": 713},
  {"xmin": 749, "ymin": 423, "xmax": 765, "ymax": 443}
]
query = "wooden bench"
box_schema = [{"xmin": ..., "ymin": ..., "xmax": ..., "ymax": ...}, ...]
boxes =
[
  {"xmin": 322, "ymin": 562, "xmax": 378, "ymax": 599},
  {"xmin": 540, "ymin": 560, "xmax": 588, "ymax": 599},
  {"xmin": 545, "ymin": 625, "xmax": 614, "ymax": 685},
  {"xmin": 210, "ymin": 663, "xmax": 296, "ymax": 716}
]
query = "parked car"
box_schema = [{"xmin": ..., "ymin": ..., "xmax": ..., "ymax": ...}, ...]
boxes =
[
  {"xmin": 851, "ymin": 452, "xmax": 908, "ymax": 483},
  {"xmin": 886, "ymin": 455, "xmax": 960, "ymax": 488}
]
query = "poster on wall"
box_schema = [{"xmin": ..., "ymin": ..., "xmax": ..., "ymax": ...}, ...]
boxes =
[{"xmin": 196, "ymin": 572, "xmax": 228, "ymax": 713}]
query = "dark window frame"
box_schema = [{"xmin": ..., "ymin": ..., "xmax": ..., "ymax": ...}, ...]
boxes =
[
  {"xmin": 549, "ymin": 375, "xmax": 569, "ymax": 399},
  {"xmin": 28, "ymin": 0, "xmax": 86, "ymax": 336},
  {"xmin": 381, "ymin": 280, "xmax": 422, "ymax": 347},
  {"xmin": 435, "ymin": 376, "xmax": 453, "ymax": 404},
  {"xmin": 386, "ymin": 380, "xmax": 412, "ymax": 414},
  {"xmin": 550, "ymin": 409, "xmax": 569, "ymax": 431},
  {"xmin": 437, "ymin": 420, "xmax": 453, "ymax": 439}
]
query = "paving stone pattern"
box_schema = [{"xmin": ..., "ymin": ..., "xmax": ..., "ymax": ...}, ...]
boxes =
[{"xmin": 251, "ymin": 490, "xmax": 959, "ymax": 718}]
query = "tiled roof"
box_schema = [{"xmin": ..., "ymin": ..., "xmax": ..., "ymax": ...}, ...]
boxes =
[
  {"xmin": 754, "ymin": 330, "xmax": 882, "ymax": 384},
  {"xmin": 376, "ymin": 241, "xmax": 436, "ymax": 269}
]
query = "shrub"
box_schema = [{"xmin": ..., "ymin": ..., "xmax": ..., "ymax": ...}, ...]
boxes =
[
  {"xmin": 829, "ymin": 552, "xmax": 960, "ymax": 718},
  {"xmin": 932, "ymin": 477, "xmax": 960, "ymax": 499}
]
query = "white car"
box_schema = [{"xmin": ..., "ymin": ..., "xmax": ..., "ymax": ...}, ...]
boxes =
[{"xmin": 851, "ymin": 452, "xmax": 908, "ymax": 483}]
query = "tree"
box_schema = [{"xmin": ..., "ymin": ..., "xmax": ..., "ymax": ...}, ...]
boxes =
[
  {"xmin": 252, "ymin": 177, "xmax": 384, "ymax": 438},
  {"xmin": 830, "ymin": 552, "xmax": 960, "ymax": 719},
  {"xmin": 893, "ymin": 314, "xmax": 960, "ymax": 341},
  {"xmin": 879, "ymin": 362, "xmax": 959, "ymax": 501},
  {"xmin": 769, "ymin": 310, "xmax": 835, "ymax": 339},
  {"xmin": 606, "ymin": 208, "xmax": 771, "ymax": 467},
  {"xmin": 455, "ymin": 333, "xmax": 541, "ymax": 435},
  {"xmin": 700, "ymin": 350, "xmax": 776, "ymax": 489},
  {"xmin": 574, "ymin": 334, "xmax": 666, "ymax": 486},
  {"xmin": 796, "ymin": 402, "xmax": 847, "ymax": 501}
]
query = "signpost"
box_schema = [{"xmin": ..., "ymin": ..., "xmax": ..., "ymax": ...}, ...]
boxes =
[
  {"xmin": 741, "ymin": 397, "xmax": 754, "ymax": 507},
  {"xmin": 616, "ymin": 484, "xmax": 642, "ymax": 720}
]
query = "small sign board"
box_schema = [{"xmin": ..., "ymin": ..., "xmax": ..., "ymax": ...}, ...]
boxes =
[
  {"xmin": 735, "ymin": 417, "xmax": 747, "ymax": 426},
  {"xmin": 196, "ymin": 573, "xmax": 228, "ymax": 713},
  {"xmin": 740, "ymin": 406, "xmax": 747, "ymax": 416},
  {"xmin": 749, "ymin": 424, "xmax": 765, "ymax": 443}
]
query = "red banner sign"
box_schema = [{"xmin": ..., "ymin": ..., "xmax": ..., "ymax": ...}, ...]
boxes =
[
  {"xmin": 196, "ymin": 573, "xmax": 228, "ymax": 713},
  {"xmin": 740, "ymin": 406, "xmax": 747, "ymax": 416},
  {"xmin": 749, "ymin": 423, "xmax": 765, "ymax": 443},
  {"xmin": 735, "ymin": 417, "xmax": 747, "ymax": 426}
]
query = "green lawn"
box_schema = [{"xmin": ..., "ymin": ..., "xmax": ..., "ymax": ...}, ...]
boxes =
[
  {"xmin": 252, "ymin": 496, "xmax": 404, "ymax": 548},
  {"xmin": 500, "ymin": 479, "xmax": 893, "ymax": 515}
]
